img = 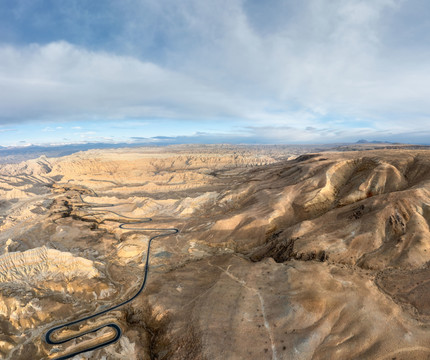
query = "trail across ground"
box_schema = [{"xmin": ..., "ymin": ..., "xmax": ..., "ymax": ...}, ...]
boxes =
[{"xmin": 44, "ymin": 191, "xmax": 179, "ymax": 360}]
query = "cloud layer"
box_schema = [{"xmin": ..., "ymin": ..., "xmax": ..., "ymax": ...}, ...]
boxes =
[
  {"xmin": 0, "ymin": 41, "xmax": 250, "ymax": 122},
  {"xmin": 0, "ymin": 0, "xmax": 430, "ymax": 143}
]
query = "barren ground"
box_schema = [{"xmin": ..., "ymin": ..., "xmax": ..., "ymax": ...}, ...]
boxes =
[{"xmin": 0, "ymin": 144, "xmax": 430, "ymax": 360}]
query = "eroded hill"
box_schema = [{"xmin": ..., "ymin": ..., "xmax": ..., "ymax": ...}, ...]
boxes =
[{"xmin": 0, "ymin": 146, "xmax": 430, "ymax": 360}]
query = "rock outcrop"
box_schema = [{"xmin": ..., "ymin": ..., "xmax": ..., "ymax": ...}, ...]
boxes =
[{"xmin": 0, "ymin": 145, "xmax": 429, "ymax": 359}]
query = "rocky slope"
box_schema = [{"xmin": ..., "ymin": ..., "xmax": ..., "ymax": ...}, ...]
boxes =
[{"xmin": 0, "ymin": 145, "xmax": 429, "ymax": 359}]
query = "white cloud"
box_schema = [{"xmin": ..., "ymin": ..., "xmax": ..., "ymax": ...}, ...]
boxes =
[
  {"xmin": 0, "ymin": 41, "xmax": 255, "ymax": 123},
  {"xmin": 0, "ymin": 0, "xmax": 429, "ymax": 143}
]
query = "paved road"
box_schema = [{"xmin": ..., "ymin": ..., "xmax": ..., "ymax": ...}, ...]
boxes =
[{"xmin": 44, "ymin": 192, "xmax": 179, "ymax": 360}]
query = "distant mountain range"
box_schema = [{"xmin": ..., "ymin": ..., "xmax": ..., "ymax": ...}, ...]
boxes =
[
  {"xmin": 355, "ymin": 139, "xmax": 399, "ymax": 144},
  {"xmin": 0, "ymin": 142, "xmax": 159, "ymax": 164},
  {"xmin": 0, "ymin": 140, "xmax": 427, "ymax": 165}
]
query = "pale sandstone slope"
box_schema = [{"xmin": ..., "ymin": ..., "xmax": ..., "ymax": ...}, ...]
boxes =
[{"xmin": 0, "ymin": 146, "xmax": 429, "ymax": 359}]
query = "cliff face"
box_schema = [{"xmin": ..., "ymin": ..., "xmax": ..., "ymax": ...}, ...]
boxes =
[{"xmin": 1, "ymin": 146, "xmax": 430, "ymax": 359}]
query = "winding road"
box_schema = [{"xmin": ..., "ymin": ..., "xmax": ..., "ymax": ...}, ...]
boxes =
[{"xmin": 44, "ymin": 191, "xmax": 179, "ymax": 360}]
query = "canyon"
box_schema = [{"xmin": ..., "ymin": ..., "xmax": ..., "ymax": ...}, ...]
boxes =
[{"xmin": 0, "ymin": 145, "xmax": 429, "ymax": 359}]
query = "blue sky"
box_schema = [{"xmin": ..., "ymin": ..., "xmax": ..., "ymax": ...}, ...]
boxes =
[{"xmin": 0, "ymin": 0, "xmax": 430, "ymax": 146}]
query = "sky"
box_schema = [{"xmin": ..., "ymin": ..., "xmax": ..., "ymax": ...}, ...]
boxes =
[{"xmin": 0, "ymin": 0, "xmax": 429, "ymax": 146}]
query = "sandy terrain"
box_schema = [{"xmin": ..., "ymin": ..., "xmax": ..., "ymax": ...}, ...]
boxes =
[{"xmin": 0, "ymin": 145, "xmax": 430, "ymax": 359}]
